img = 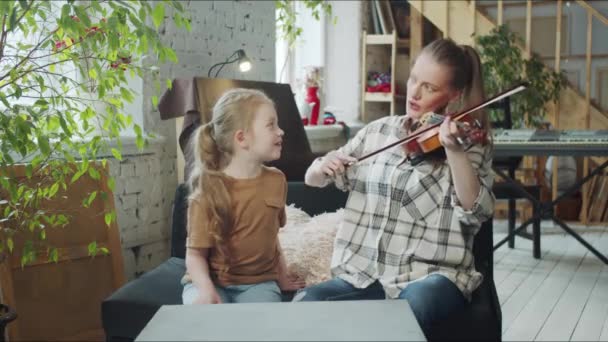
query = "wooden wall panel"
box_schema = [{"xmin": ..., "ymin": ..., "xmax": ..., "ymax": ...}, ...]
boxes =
[{"xmin": 0, "ymin": 163, "xmax": 124, "ymax": 341}]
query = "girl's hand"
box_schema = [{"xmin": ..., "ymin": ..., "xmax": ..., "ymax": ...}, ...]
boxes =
[
  {"xmin": 278, "ymin": 273, "xmax": 306, "ymax": 292},
  {"xmin": 439, "ymin": 116, "xmax": 465, "ymax": 153},
  {"xmin": 319, "ymin": 151, "xmax": 357, "ymax": 177},
  {"xmin": 193, "ymin": 286, "xmax": 223, "ymax": 304}
]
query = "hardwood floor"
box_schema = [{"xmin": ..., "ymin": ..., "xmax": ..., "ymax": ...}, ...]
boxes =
[{"xmin": 493, "ymin": 221, "xmax": 608, "ymax": 341}]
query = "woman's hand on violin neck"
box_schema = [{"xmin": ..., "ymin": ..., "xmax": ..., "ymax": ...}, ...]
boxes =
[
  {"xmin": 439, "ymin": 116, "xmax": 465, "ymax": 153},
  {"xmin": 320, "ymin": 151, "xmax": 357, "ymax": 177}
]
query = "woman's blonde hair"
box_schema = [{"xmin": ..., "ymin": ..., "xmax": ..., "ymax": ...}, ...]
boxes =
[
  {"xmin": 418, "ymin": 38, "xmax": 489, "ymax": 133},
  {"xmin": 188, "ymin": 88, "xmax": 275, "ymax": 255}
]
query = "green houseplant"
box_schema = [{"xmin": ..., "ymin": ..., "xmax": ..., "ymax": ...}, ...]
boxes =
[
  {"xmin": 475, "ymin": 25, "xmax": 567, "ymax": 128},
  {"xmin": 0, "ymin": 0, "xmax": 189, "ymax": 266}
]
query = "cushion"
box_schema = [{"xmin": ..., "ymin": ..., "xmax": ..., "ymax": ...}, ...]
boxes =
[
  {"xmin": 102, "ymin": 257, "xmax": 186, "ymax": 340},
  {"xmin": 280, "ymin": 205, "xmax": 343, "ymax": 285}
]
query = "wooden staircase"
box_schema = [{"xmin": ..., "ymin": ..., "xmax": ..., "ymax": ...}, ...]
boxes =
[
  {"xmin": 408, "ymin": 0, "xmax": 608, "ymax": 223},
  {"xmin": 408, "ymin": 0, "xmax": 608, "ymax": 131}
]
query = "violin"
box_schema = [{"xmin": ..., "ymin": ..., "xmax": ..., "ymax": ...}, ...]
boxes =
[
  {"xmin": 351, "ymin": 83, "xmax": 528, "ymax": 165},
  {"xmin": 403, "ymin": 111, "xmax": 488, "ymax": 164}
]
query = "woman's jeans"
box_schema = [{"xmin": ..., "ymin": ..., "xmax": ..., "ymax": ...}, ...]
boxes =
[
  {"xmin": 182, "ymin": 280, "xmax": 282, "ymax": 304},
  {"xmin": 293, "ymin": 274, "xmax": 467, "ymax": 336}
]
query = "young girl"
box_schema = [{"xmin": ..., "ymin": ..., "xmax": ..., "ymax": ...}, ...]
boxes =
[
  {"xmin": 182, "ymin": 88, "xmax": 305, "ymax": 305},
  {"xmin": 299, "ymin": 38, "xmax": 495, "ymax": 336}
]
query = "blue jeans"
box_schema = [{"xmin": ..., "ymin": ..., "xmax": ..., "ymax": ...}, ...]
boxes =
[
  {"xmin": 182, "ymin": 280, "xmax": 282, "ymax": 304},
  {"xmin": 292, "ymin": 274, "xmax": 466, "ymax": 336}
]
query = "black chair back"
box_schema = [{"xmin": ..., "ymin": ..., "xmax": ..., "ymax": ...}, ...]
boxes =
[
  {"xmin": 473, "ymin": 219, "xmax": 494, "ymax": 277},
  {"xmin": 170, "ymin": 183, "xmax": 190, "ymax": 259}
]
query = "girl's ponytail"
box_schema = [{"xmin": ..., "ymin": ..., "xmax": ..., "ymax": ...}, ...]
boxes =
[{"xmin": 188, "ymin": 123, "xmax": 232, "ymax": 257}]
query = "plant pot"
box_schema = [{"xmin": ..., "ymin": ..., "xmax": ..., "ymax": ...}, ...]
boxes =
[{"xmin": 0, "ymin": 304, "xmax": 17, "ymax": 342}]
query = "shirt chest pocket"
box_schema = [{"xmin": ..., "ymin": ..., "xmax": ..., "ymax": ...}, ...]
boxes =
[
  {"xmin": 264, "ymin": 198, "xmax": 284, "ymax": 227},
  {"xmin": 399, "ymin": 174, "xmax": 444, "ymax": 222}
]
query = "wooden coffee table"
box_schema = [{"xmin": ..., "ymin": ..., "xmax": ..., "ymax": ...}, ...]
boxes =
[{"xmin": 135, "ymin": 300, "xmax": 426, "ymax": 341}]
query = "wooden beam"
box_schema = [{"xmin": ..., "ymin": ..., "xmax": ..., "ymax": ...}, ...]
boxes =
[
  {"xmin": 445, "ymin": 1, "xmax": 450, "ymax": 38},
  {"xmin": 576, "ymin": 0, "xmax": 608, "ymax": 26},
  {"xmin": 410, "ymin": 4, "xmax": 423, "ymax": 60},
  {"xmin": 525, "ymin": 0, "xmax": 532, "ymax": 58},
  {"xmin": 581, "ymin": 9, "xmax": 593, "ymax": 224},
  {"xmin": 553, "ymin": 0, "xmax": 562, "ymax": 202},
  {"xmin": 497, "ymin": 0, "xmax": 503, "ymax": 25},
  {"xmin": 391, "ymin": 30, "xmax": 397, "ymax": 115},
  {"xmin": 479, "ymin": 0, "xmax": 557, "ymax": 9},
  {"xmin": 471, "ymin": 0, "xmax": 477, "ymax": 46}
]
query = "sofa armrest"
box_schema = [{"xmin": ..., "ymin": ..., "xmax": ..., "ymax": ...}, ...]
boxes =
[{"xmin": 286, "ymin": 181, "xmax": 348, "ymax": 217}]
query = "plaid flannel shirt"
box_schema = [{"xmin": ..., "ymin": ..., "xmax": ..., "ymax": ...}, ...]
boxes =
[{"xmin": 313, "ymin": 116, "xmax": 495, "ymax": 300}]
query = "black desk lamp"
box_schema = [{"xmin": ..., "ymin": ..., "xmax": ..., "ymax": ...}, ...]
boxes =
[{"xmin": 207, "ymin": 49, "xmax": 252, "ymax": 78}]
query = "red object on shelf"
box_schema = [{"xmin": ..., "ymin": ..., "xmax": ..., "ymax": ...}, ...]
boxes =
[
  {"xmin": 305, "ymin": 86, "xmax": 320, "ymax": 125},
  {"xmin": 366, "ymin": 83, "xmax": 392, "ymax": 93}
]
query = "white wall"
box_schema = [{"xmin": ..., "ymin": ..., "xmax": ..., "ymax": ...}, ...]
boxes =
[
  {"xmin": 115, "ymin": 0, "xmax": 276, "ymax": 280},
  {"xmin": 323, "ymin": 1, "xmax": 363, "ymax": 124}
]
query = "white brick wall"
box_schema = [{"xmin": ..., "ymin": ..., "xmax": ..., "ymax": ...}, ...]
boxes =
[{"xmin": 111, "ymin": 1, "xmax": 275, "ymax": 281}]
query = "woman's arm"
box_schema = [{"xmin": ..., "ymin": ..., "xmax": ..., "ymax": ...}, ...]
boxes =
[
  {"xmin": 304, "ymin": 123, "xmax": 372, "ymax": 189},
  {"xmin": 185, "ymin": 247, "xmax": 222, "ymax": 304},
  {"xmin": 304, "ymin": 152, "xmax": 357, "ymax": 188},
  {"xmin": 440, "ymin": 117, "xmax": 483, "ymax": 210},
  {"xmin": 445, "ymin": 150, "xmax": 480, "ymax": 210}
]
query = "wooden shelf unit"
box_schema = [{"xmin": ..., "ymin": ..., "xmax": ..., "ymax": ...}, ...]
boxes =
[{"xmin": 360, "ymin": 29, "xmax": 409, "ymax": 123}]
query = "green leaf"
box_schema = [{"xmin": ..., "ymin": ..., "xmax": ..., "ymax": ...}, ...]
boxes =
[
  {"xmin": 111, "ymin": 148, "xmax": 122, "ymax": 161},
  {"xmin": 38, "ymin": 135, "xmax": 51, "ymax": 155},
  {"xmin": 7, "ymin": 238, "xmax": 14, "ymax": 253},
  {"xmin": 84, "ymin": 191, "xmax": 97, "ymax": 207},
  {"xmin": 88, "ymin": 68, "xmax": 98, "ymax": 80},
  {"xmin": 151, "ymin": 95, "xmax": 158, "ymax": 108},
  {"xmin": 104, "ymin": 212, "xmax": 115, "ymax": 227},
  {"xmin": 74, "ymin": 5, "xmax": 92, "ymax": 27},
  {"xmin": 7, "ymin": 8, "xmax": 17, "ymax": 32},
  {"xmin": 107, "ymin": 177, "xmax": 115, "ymax": 192},
  {"xmin": 152, "ymin": 4, "xmax": 165, "ymax": 28},
  {"xmin": 166, "ymin": 79, "xmax": 172, "ymax": 90},
  {"xmin": 49, "ymin": 248, "xmax": 59, "ymax": 263},
  {"xmin": 164, "ymin": 47, "xmax": 178, "ymax": 63},
  {"xmin": 88, "ymin": 167, "xmax": 100, "ymax": 180},
  {"xmin": 49, "ymin": 183, "xmax": 59, "ymax": 197},
  {"xmin": 88, "ymin": 241, "xmax": 97, "ymax": 257}
]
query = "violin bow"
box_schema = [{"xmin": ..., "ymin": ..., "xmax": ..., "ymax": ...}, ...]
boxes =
[{"xmin": 353, "ymin": 82, "xmax": 529, "ymax": 164}]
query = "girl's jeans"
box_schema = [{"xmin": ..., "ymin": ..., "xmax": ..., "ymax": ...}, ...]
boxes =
[{"xmin": 182, "ymin": 280, "xmax": 282, "ymax": 304}]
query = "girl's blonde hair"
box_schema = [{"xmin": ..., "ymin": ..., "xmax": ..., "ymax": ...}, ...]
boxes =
[
  {"xmin": 188, "ymin": 88, "xmax": 275, "ymax": 254},
  {"xmin": 419, "ymin": 38, "xmax": 489, "ymax": 133}
]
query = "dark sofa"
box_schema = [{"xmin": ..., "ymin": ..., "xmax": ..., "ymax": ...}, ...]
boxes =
[{"xmin": 101, "ymin": 182, "xmax": 501, "ymax": 341}]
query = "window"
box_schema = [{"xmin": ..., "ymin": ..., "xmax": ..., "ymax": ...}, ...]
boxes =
[{"xmin": 275, "ymin": 2, "xmax": 326, "ymax": 89}]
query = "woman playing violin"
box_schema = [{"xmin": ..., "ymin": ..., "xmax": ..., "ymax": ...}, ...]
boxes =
[{"xmin": 296, "ymin": 38, "xmax": 495, "ymax": 338}]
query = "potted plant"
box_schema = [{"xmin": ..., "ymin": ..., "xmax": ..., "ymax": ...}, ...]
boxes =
[
  {"xmin": 0, "ymin": 1, "xmax": 189, "ymax": 339},
  {"xmin": 474, "ymin": 24, "xmax": 567, "ymax": 128}
]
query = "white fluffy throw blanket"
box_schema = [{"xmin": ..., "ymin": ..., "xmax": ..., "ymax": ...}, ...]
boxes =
[{"xmin": 278, "ymin": 205, "xmax": 343, "ymax": 286}]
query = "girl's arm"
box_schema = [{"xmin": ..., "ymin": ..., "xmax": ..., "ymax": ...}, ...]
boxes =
[
  {"xmin": 276, "ymin": 242, "xmax": 306, "ymax": 291},
  {"xmin": 185, "ymin": 247, "xmax": 222, "ymax": 304}
]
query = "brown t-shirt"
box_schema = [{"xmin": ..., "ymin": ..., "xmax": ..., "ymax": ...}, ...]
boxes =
[{"xmin": 184, "ymin": 166, "xmax": 287, "ymax": 286}]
